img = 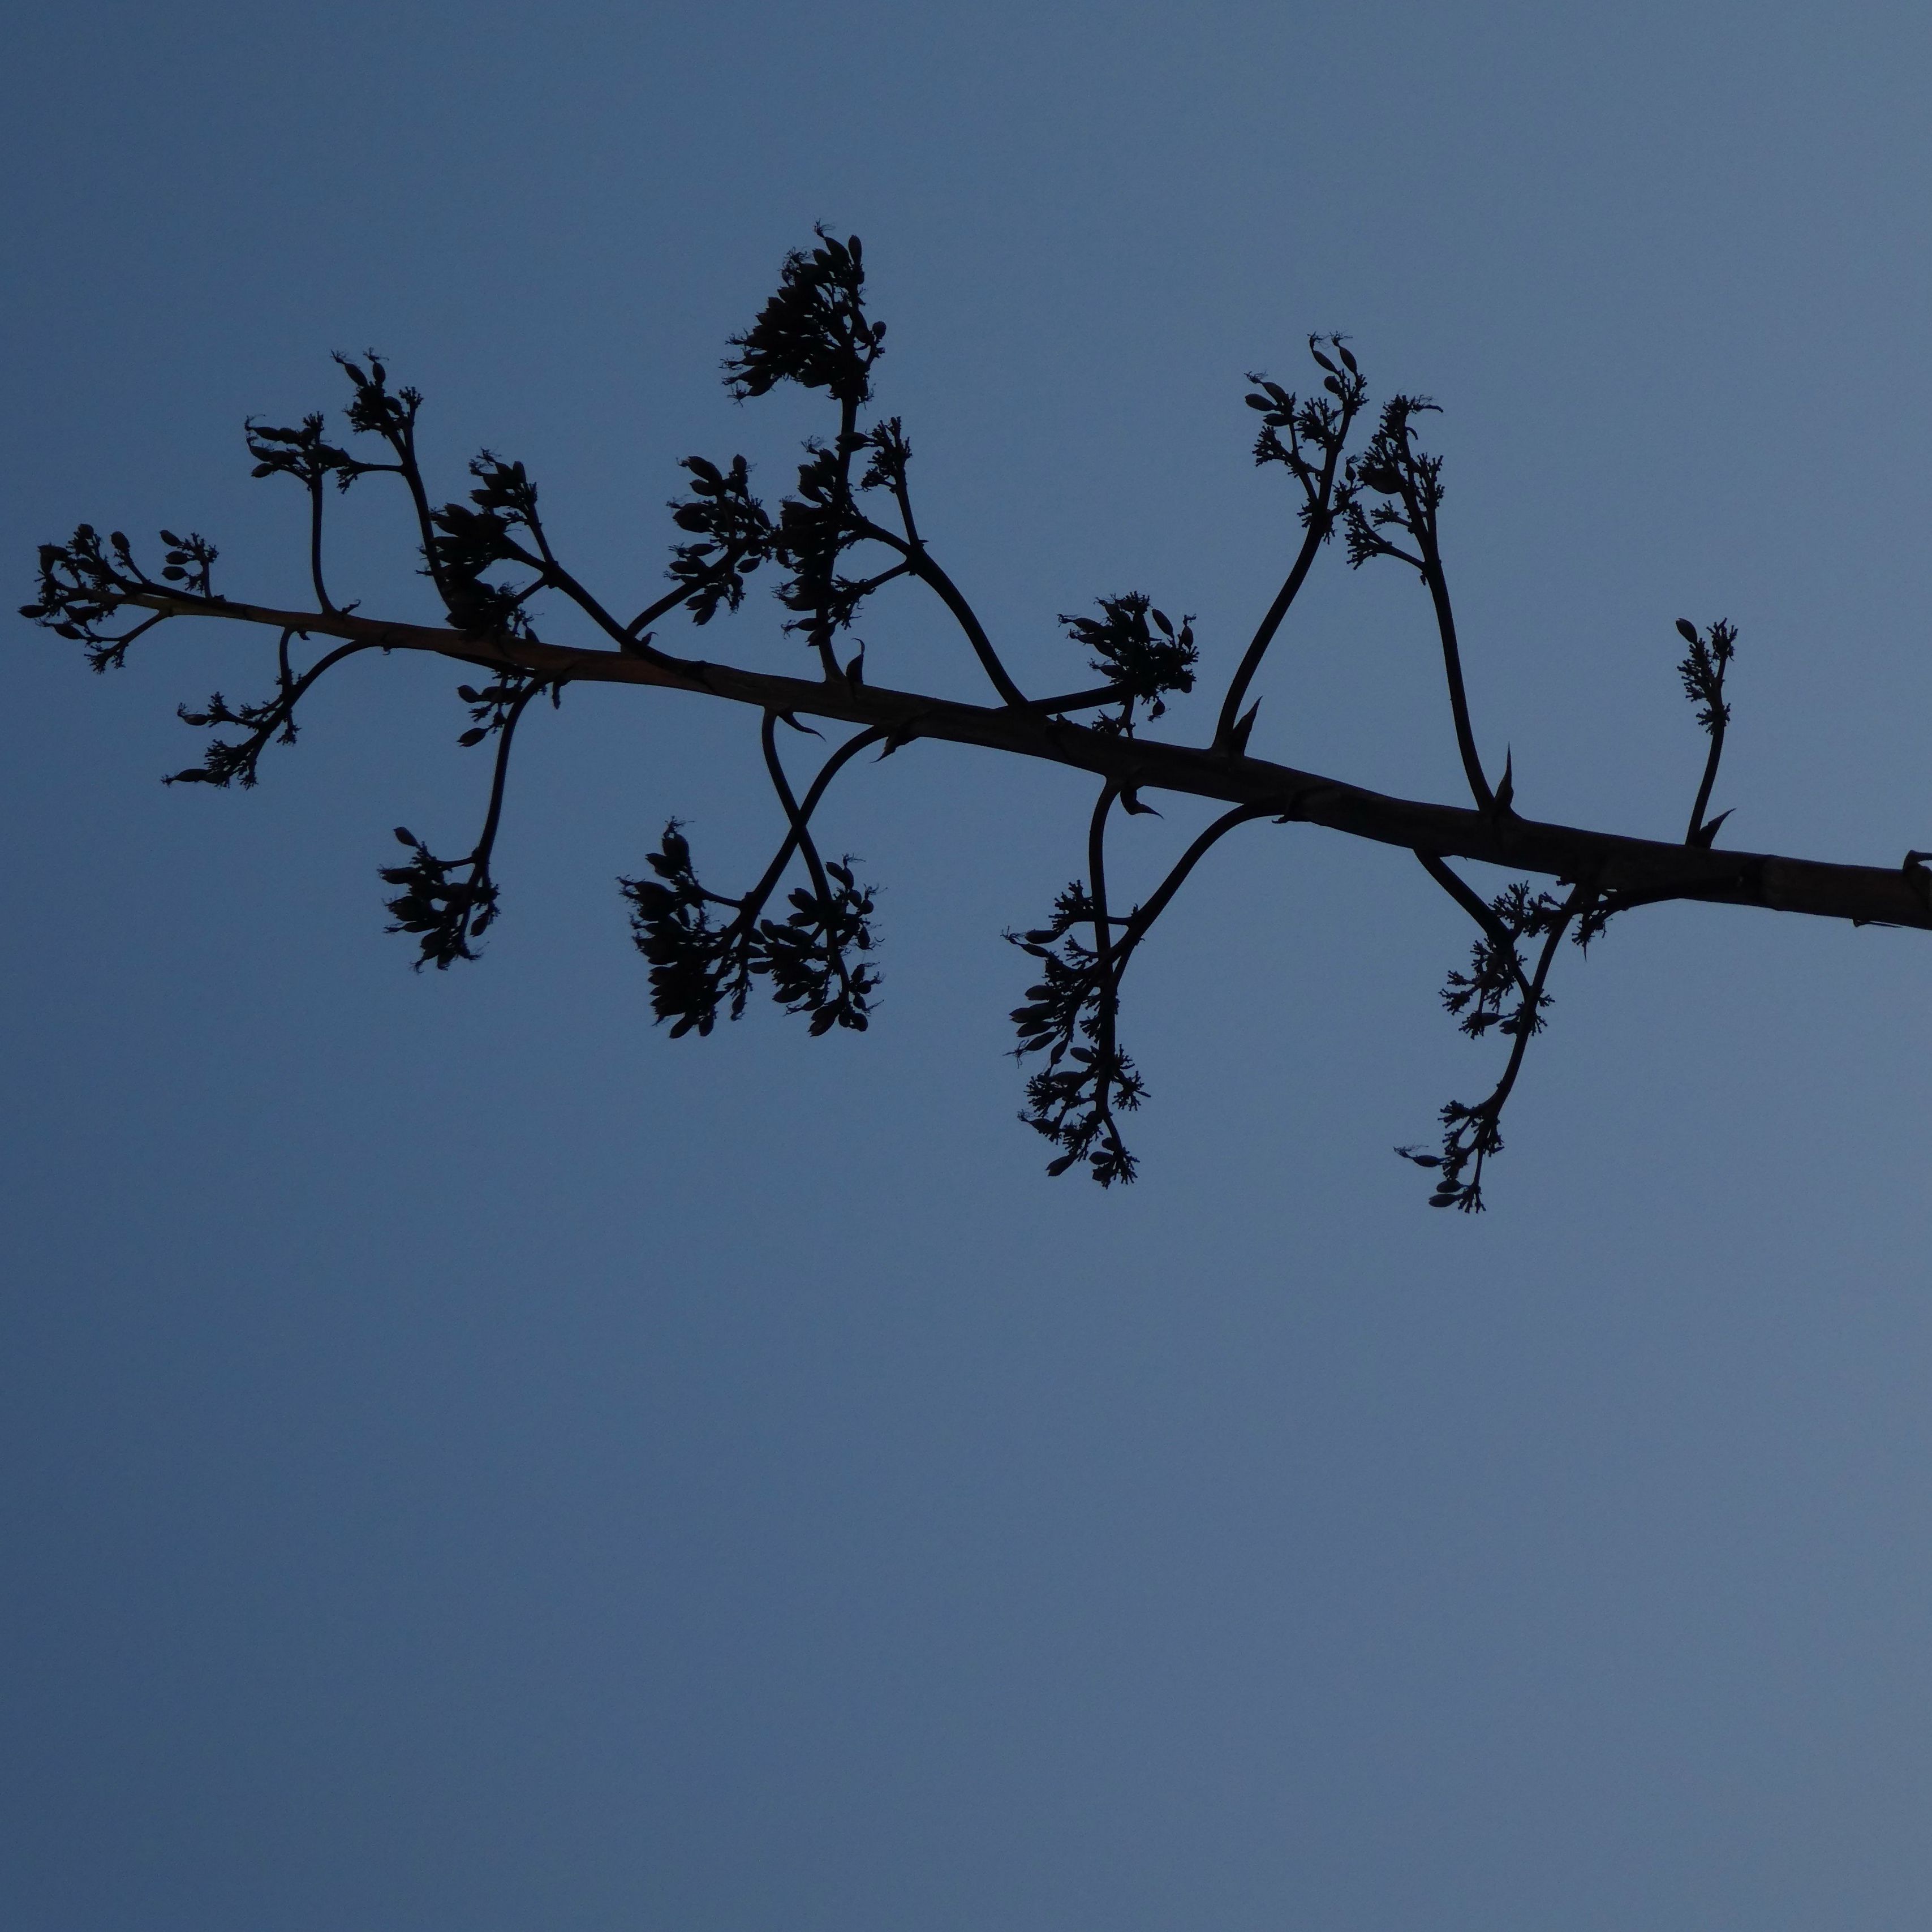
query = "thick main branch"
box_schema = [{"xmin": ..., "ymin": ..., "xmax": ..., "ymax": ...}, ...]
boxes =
[{"xmin": 123, "ymin": 590, "xmax": 1932, "ymax": 933}]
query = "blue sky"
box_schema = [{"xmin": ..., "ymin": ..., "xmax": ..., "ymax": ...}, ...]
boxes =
[{"xmin": 6, "ymin": 3, "xmax": 1932, "ymax": 1927}]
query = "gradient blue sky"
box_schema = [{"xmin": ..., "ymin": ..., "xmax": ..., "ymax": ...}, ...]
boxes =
[{"xmin": 7, "ymin": 4, "xmax": 1932, "ymax": 1928}]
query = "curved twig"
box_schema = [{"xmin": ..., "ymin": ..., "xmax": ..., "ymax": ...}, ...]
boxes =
[
  {"xmin": 1115, "ymin": 804, "xmax": 1276, "ymax": 971},
  {"xmin": 852, "ymin": 515, "xmax": 1029, "ymax": 708},
  {"xmin": 1214, "ymin": 413, "xmax": 1356, "ymax": 747},
  {"xmin": 1418, "ymin": 549, "xmax": 1491, "ymax": 814},
  {"xmin": 761, "ymin": 708, "xmax": 857, "ymax": 1004},
  {"xmin": 734, "ymin": 724, "xmax": 889, "ymax": 925},
  {"xmin": 1413, "ymin": 851, "xmax": 1534, "ymax": 1002}
]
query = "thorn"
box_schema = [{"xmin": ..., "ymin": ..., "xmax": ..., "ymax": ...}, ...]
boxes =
[
  {"xmin": 1689, "ymin": 807, "xmax": 1733, "ymax": 848},
  {"xmin": 1227, "ymin": 700, "xmax": 1261, "ymax": 759},
  {"xmin": 777, "ymin": 710, "xmax": 822, "ymax": 736},
  {"xmin": 1120, "ymin": 787, "xmax": 1161, "ymax": 817},
  {"xmin": 1492, "ymin": 748, "xmax": 1514, "ymax": 817},
  {"xmin": 844, "ymin": 649, "xmax": 865, "ymax": 685}
]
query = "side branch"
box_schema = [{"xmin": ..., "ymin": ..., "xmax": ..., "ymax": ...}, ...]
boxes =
[
  {"xmin": 1115, "ymin": 804, "xmax": 1276, "ymax": 969},
  {"xmin": 104, "ymin": 588, "xmax": 1932, "ymax": 933},
  {"xmin": 851, "ymin": 517, "xmax": 1029, "ymax": 708},
  {"xmin": 1414, "ymin": 851, "xmax": 1534, "ymax": 1001}
]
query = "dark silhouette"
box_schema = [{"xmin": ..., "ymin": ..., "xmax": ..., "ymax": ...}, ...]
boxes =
[{"xmin": 25, "ymin": 230, "xmax": 1930, "ymax": 1209}]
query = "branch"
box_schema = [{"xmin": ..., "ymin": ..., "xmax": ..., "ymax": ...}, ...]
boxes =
[
  {"xmin": 1420, "ymin": 554, "xmax": 1491, "ymax": 813},
  {"xmin": 167, "ymin": 634, "xmax": 377, "ymax": 789},
  {"xmin": 44, "ymin": 231, "xmax": 1932, "ymax": 1214},
  {"xmin": 1677, "ymin": 617, "xmax": 1737, "ymax": 845},
  {"xmin": 1344, "ymin": 398, "xmax": 1494, "ymax": 811},
  {"xmin": 1113, "ymin": 804, "xmax": 1275, "ymax": 970},
  {"xmin": 624, "ymin": 718, "xmax": 884, "ymax": 1038},
  {"xmin": 1215, "ymin": 341, "xmax": 1365, "ymax": 748},
  {"xmin": 853, "ymin": 515, "xmax": 1029, "ymax": 707},
  {"xmin": 737, "ymin": 723, "xmax": 890, "ymax": 918},
  {"xmin": 1008, "ymin": 794, "xmax": 1275, "ymax": 1184},
  {"xmin": 758, "ymin": 707, "xmax": 876, "ymax": 1030},
  {"xmin": 1401, "ymin": 879, "xmax": 1594, "ymax": 1211},
  {"xmin": 332, "ymin": 356, "xmax": 449, "ymax": 602},
  {"xmin": 381, "ymin": 674, "xmax": 556, "ymax": 968},
  {"xmin": 1008, "ymin": 781, "xmax": 1145, "ymax": 1185},
  {"xmin": 1413, "ymin": 851, "xmax": 1534, "ymax": 1002},
  {"xmin": 68, "ymin": 585, "xmax": 1932, "ymax": 933}
]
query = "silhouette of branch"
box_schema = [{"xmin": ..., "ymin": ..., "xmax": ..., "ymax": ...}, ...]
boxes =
[
  {"xmin": 244, "ymin": 412, "xmax": 367, "ymax": 613},
  {"xmin": 35, "ymin": 576, "xmax": 1931, "ymax": 930},
  {"xmin": 622, "ymin": 719, "xmax": 884, "ymax": 1038},
  {"xmin": 739, "ymin": 723, "xmax": 890, "ymax": 911},
  {"xmin": 1414, "ymin": 851, "xmax": 1534, "ymax": 1003},
  {"xmin": 850, "ymin": 513, "xmax": 1029, "ymax": 706},
  {"xmin": 1112, "ymin": 804, "xmax": 1276, "ymax": 970},
  {"xmin": 757, "ymin": 707, "xmax": 877, "ymax": 1030},
  {"xmin": 167, "ymin": 632, "xmax": 377, "ymax": 789},
  {"xmin": 1343, "ymin": 397, "xmax": 1494, "ymax": 811},
  {"xmin": 1007, "ymin": 782, "xmax": 1145, "ymax": 1184},
  {"xmin": 1009, "ymin": 797, "xmax": 1276, "ymax": 1182},
  {"xmin": 32, "ymin": 229, "xmax": 1932, "ymax": 1208},
  {"xmin": 1676, "ymin": 617, "xmax": 1737, "ymax": 846},
  {"xmin": 381, "ymin": 675, "xmax": 559, "ymax": 969},
  {"xmin": 1215, "ymin": 338, "xmax": 1365, "ymax": 750},
  {"xmin": 1399, "ymin": 878, "xmax": 1596, "ymax": 1210}
]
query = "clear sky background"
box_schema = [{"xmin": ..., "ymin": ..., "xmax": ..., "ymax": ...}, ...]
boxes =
[{"xmin": 6, "ymin": 3, "xmax": 1932, "ymax": 1927}]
